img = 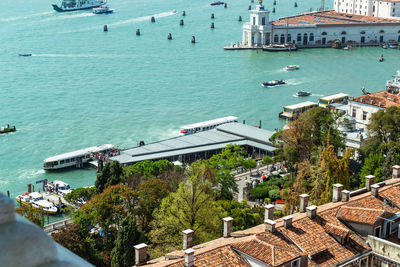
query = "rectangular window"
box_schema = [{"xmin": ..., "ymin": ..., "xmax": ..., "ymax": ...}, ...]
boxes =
[
  {"xmin": 363, "ymin": 111, "xmax": 367, "ymax": 120},
  {"xmin": 60, "ymin": 160, "xmax": 65, "ymax": 164},
  {"xmin": 262, "ymin": 17, "xmax": 265, "ymax": 25},
  {"xmin": 292, "ymin": 259, "xmax": 300, "ymax": 267},
  {"xmin": 374, "ymin": 226, "xmax": 381, "ymax": 237},
  {"xmin": 352, "ymin": 108, "xmax": 357, "ymax": 117}
]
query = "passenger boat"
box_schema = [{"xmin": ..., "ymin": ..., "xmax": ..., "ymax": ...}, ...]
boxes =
[
  {"xmin": 16, "ymin": 192, "xmax": 58, "ymax": 214},
  {"xmin": 43, "ymin": 144, "xmax": 114, "ymax": 170},
  {"xmin": 19, "ymin": 54, "xmax": 32, "ymax": 57},
  {"xmin": 263, "ymin": 43, "xmax": 297, "ymax": 52},
  {"xmin": 261, "ymin": 80, "xmax": 286, "ymax": 87},
  {"xmin": 0, "ymin": 124, "xmax": 16, "ymax": 134},
  {"xmin": 93, "ymin": 5, "xmax": 113, "ymax": 14},
  {"xmin": 210, "ymin": 1, "xmax": 224, "ymax": 5},
  {"xmin": 180, "ymin": 116, "xmax": 238, "ymax": 136},
  {"xmin": 295, "ymin": 90, "xmax": 311, "ymax": 97},
  {"xmin": 45, "ymin": 180, "xmax": 73, "ymax": 197},
  {"xmin": 52, "ymin": 0, "xmax": 105, "ymax": 12},
  {"xmin": 284, "ymin": 65, "xmax": 299, "ymax": 71}
]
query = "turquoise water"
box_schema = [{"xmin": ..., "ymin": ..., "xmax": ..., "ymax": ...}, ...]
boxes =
[{"xmin": 1, "ymin": 0, "xmax": 399, "ymax": 208}]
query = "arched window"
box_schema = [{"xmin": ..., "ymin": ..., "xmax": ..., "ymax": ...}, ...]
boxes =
[
  {"xmin": 280, "ymin": 34, "xmax": 285, "ymax": 44},
  {"xmin": 274, "ymin": 34, "xmax": 279, "ymax": 43},
  {"xmin": 360, "ymin": 30, "xmax": 366, "ymax": 34},
  {"xmin": 341, "ymin": 31, "xmax": 347, "ymax": 35},
  {"xmin": 309, "ymin": 33, "xmax": 314, "ymax": 41},
  {"xmin": 379, "ymin": 30, "xmax": 384, "ymax": 33},
  {"xmin": 297, "ymin": 33, "xmax": 302, "ymax": 42},
  {"xmin": 303, "ymin": 33, "xmax": 308, "ymax": 44},
  {"xmin": 321, "ymin": 32, "xmax": 327, "ymax": 35},
  {"xmin": 287, "ymin": 34, "xmax": 292, "ymax": 42}
]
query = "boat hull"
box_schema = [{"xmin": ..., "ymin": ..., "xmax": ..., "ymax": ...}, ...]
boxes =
[
  {"xmin": 263, "ymin": 47, "xmax": 298, "ymax": 52},
  {"xmin": 52, "ymin": 4, "xmax": 102, "ymax": 12}
]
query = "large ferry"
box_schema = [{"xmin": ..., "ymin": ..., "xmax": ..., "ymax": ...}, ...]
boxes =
[
  {"xmin": 52, "ymin": 0, "xmax": 105, "ymax": 12},
  {"xmin": 180, "ymin": 116, "xmax": 238, "ymax": 136},
  {"xmin": 43, "ymin": 144, "xmax": 114, "ymax": 170}
]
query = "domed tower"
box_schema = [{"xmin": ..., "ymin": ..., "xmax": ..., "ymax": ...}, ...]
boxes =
[
  {"xmin": 242, "ymin": 0, "xmax": 272, "ymax": 46},
  {"xmin": 250, "ymin": 0, "xmax": 270, "ymax": 26}
]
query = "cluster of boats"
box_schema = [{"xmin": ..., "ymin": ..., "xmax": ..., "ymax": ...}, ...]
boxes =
[
  {"xmin": 0, "ymin": 124, "xmax": 16, "ymax": 134},
  {"xmin": 16, "ymin": 180, "xmax": 73, "ymax": 215}
]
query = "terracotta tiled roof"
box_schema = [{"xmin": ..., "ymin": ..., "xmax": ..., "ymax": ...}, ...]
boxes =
[
  {"xmin": 336, "ymin": 206, "xmax": 384, "ymax": 225},
  {"xmin": 323, "ymin": 223, "xmax": 350, "ymax": 239},
  {"xmin": 271, "ymin": 10, "xmax": 399, "ymax": 26},
  {"xmin": 166, "ymin": 245, "xmax": 250, "ymax": 267},
  {"xmin": 352, "ymin": 90, "xmax": 400, "ymax": 109}
]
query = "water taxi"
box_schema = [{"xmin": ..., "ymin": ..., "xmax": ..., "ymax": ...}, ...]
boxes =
[
  {"xmin": 43, "ymin": 144, "xmax": 114, "ymax": 170},
  {"xmin": 52, "ymin": 0, "xmax": 105, "ymax": 12},
  {"xmin": 261, "ymin": 80, "xmax": 286, "ymax": 87},
  {"xmin": 210, "ymin": 1, "xmax": 225, "ymax": 6},
  {"xmin": 19, "ymin": 54, "xmax": 32, "ymax": 57},
  {"xmin": 93, "ymin": 5, "xmax": 113, "ymax": 14},
  {"xmin": 318, "ymin": 93, "xmax": 349, "ymax": 107},
  {"xmin": 45, "ymin": 180, "xmax": 73, "ymax": 197},
  {"xmin": 180, "ymin": 116, "xmax": 238, "ymax": 136},
  {"xmin": 16, "ymin": 192, "xmax": 58, "ymax": 214},
  {"xmin": 295, "ymin": 90, "xmax": 311, "ymax": 97},
  {"xmin": 284, "ymin": 65, "xmax": 299, "ymax": 71},
  {"xmin": 279, "ymin": 101, "xmax": 318, "ymax": 120},
  {"xmin": 0, "ymin": 124, "xmax": 16, "ymax": 134}
]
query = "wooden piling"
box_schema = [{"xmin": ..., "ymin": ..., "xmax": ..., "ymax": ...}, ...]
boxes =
[
  {"xmin": 28, "ymin": 184, "xmax": 32, "ymax": 193},
  {"xmin": 103, "ymin": 25, "xmax": 108, "ymax": 31}
]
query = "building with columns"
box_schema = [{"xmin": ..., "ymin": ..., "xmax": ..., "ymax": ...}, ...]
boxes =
[{"xmin": 242, "ymin": 1, "xmax": 400, "ymax": 47}]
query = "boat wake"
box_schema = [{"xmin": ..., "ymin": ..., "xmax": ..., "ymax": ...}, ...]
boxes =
[
  {"xmin": 109, "ymin": 10, "xmax": 178, "ymax": 27},
  {"xmin": 285, "ymin": 79, "xmax": 304, "ymax": 86},
  {"xmin": 17, "ymin": 169, "xmax": 45, "ymax": 180},
  {"xmin": 38, "ymin": 12, "xmax": 95, "ymax": 23},
  {"xmin": 0, "ymin": 11, "xmax": 53, "ymax": 23},
  {"xmin": 31, "ymin": 53, "xmax": 129, "ymax": 58}
]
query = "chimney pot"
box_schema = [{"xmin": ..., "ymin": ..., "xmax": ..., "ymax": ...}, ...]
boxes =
[
  {"xmin": 332, "ymin": 184, "xmax": 344, "ymax": 202},
  {"xmin": 365, "ymin": 175, "xmax": 375, "ymax": 191},
  {"xmin": 223, "ymin": 217, "xmax": 233, "ymax": 238},
  {"xmin": 392, "ymin": 165, "xmax": 400, "ymax": 179},
  {"xmin": 264, "ymin": 219, "xmax": 276, "ymax": 233},
  {"xmin": 341, "ymin": 190, "xmax": 350, "ymax": 202},
  {"xmin": 182, "ymin": 229, "xmax": 194, "ymax": 249},
  {"xmin": 184, "ymin": 248, "xmax": 195, "ymax": 267},
  {"xmin": 134, "ymin": 243, "xmax": 147, "ymax": 266},
  {"xmin": 264, "ymin": 204, "xmax": 275, "ymax": 221},
  {"xmin": 306, "ymin": 205, "xmax": 317, "ymax": 219},
  {"xmin": 371, "ymin": 184, "xmax": 380, "ymax": 197},
  {"xmin": 299, "ymin": 193, "xmax": 309, "ymax": 212},
  {"xmin": 283, "ymin": 215, "xmax": 293, "ymax": 229}
]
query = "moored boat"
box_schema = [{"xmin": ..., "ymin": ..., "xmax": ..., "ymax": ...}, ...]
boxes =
[
  {"xmin": 93, "ymin": 5, "xmax": 113, "ymax": 14},
  {"xmin": 52, "ymin": 0, "xmax": 105, "ymax": 12},
  {"xmin": 295, "ymin": 90, "xmax": 311, "ymax": 97},
  {"xmin": 16, "ymin": 192, "xmax": 58, "ymax": 214},
  {"xmin": 45, "ymin": 180, "xmax": 73, "ymax": 197},
  {"xmin": 284, "ymin": 65, "xmax": 299, "ymax": 71},
  {"xmin": 180, "ymin": 116, "xmax": 238, "ymax": 136},
  {"xmin": 0, "ymin": 124, "xmax": 16, "ymax": 134},
  {"xmin": 261, "ymin": 80, "xmax": 286, "ymax": 87},
  {"xmin": 263, "ymin": 43, "xmax": 297, "ymax": 52},
  {"xmin": 210, "ymin": 1, "xmax": 224, "ymax": 5},
  {"xmin": 43, "ymin": 144, "xmax": 114, "ymax": 170}
]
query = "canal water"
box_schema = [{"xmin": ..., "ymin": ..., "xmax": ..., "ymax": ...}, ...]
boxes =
[{"xmin": 0, "ymin": 0, "xmax": 399, "ymax": 215}]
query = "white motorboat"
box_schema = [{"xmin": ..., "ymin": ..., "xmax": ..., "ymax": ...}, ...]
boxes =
[
  {"xmin": 93, "ymin": 5, "xmax": 114, "ymax": 14},
  {"xmin": 43, "ymin": 144, "xmax": 114, "ymax": 170},
  {"xmin": 16, "ymin": 192, "xmax": 58, "ymax": 214},
  {"xmin": 284, "ymin": 65, "xmax": 299, "ymax": 71},
  {"xmin": 45, "ymin": 180, "xmax": 73, "ymax": 196}
]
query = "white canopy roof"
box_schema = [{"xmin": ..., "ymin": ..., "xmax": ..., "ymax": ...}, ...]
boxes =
[{"xmin": 44, "ymin": 144, "xmax": 114, "ymax": 163}]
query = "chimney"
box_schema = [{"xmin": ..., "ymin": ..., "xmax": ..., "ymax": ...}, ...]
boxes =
[
  {"xmin": 306, "ymin": 205, "xmax": 317, "ymax": 219},
  {"xmin": 134, "ymin": 243, "xmax": 147, "ymax": 266},
  {"xmin": 184, "ymin": 248, "xmax": 194, "ymax": 267},
  {"xmin": 264, "ymin": 204, "xmax": 275, "ymax": 220},
  {"xmin": 392, "ymin": 165, "xmax": 400, "ymax": 179},
  {"xmin": 341, "ymin": 190, "xmax": 350, "ymax": 202},
  {"xmin": 371, "ymin": 184, "xmax": 380, "ymax": 197},
  {"xmin": 299, "ymin": 194, "xmax": 309, "ymax": 212},
  {"xmin": 365, "ymin": 175, "xmax": 375, "ymax": 191},
  {"xmin": 182, "ymin": 229, "xmax": 194, "ymax": 249},
  {"xmin": 283, "ymin": 215, "xmax": 293, "ymax": 229},
  {"xmin": 223, "ymin": 217, "xmax": 233, "ymax": 238},
  {"xmin": 264, "ymin": 219, "xmax": 276, "ymax": 233},
  {"xmin": 332, "ymin": 184, "xmax": 344, "ymax": 202}
]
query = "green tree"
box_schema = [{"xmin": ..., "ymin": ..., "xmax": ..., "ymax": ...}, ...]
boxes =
[
  {"xmin": 368, "ymin": 106, "xmax": 400, "ymax": 145},
  {"xmin": 136, "ymin": 178, "xmax": 170, "ymax": 231},
  {"xmin": 16, "ymin": 205, "xmax": 45, "ymax": 227},
  {"xmin": 149, "ymin": 161, "xmax": 222, "ymax": 258},
  {"xmin": 359, "ymin": 153, "xmax": 385, "ymax": 185},
  {"xmin": 218, "ymin": 200, "xmax": 263, "ymax": 231},
  {"xmin": 242, "ymin": 158, "xmax": 257, "ymax": 175},
  {"xmin": 65, "ymin": 186, "xmax": 97, "ymax": 207},
  {"xmin": 382, "ymin": 147, "xmax": 399, "ymax": 179},
  {"xmin": 110, "ymin": 215, "xmax": 144, "ymax": 267},
  {"xmin": 208, "ymin": 144, "xmax": 246, "ymax": 199},
  {"xmin": 95, "ymin": 161, "xmax": 124, "ymax": 193}
]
